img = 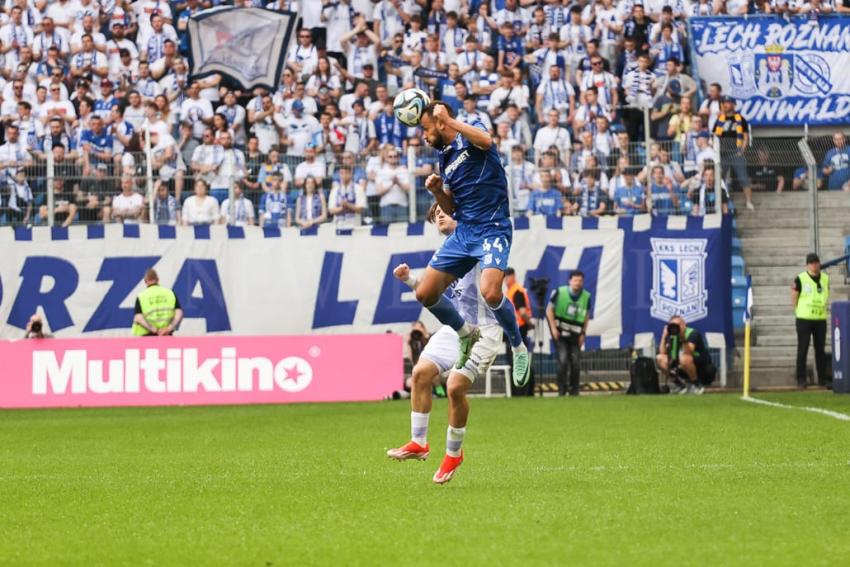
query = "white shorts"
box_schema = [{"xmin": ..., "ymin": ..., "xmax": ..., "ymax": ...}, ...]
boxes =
[{"xmin": 419, "ymin": 324, "xmax": 504, "ymax": 383}]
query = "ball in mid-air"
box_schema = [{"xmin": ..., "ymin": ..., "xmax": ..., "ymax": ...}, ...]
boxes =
[{"xmin": 393, "ymin": 88, "xmax": 431, "ymax": 127}]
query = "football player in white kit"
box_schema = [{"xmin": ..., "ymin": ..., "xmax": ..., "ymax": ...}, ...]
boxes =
[{"xmin": 387, "ymin": 203, "xmax": 504, "ymax": 485}]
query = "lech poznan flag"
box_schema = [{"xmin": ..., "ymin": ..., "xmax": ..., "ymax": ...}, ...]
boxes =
[{"xmin": 188, "ymin": 7, "xmax": 298, "ymax": 90}]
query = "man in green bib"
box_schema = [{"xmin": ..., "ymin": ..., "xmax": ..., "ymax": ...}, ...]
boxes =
[
  {"xmin": 132, "ymin": 269, "xmax": 183, "ymax": 337},
  {"xmin": 545, "ymin": 271, "xmax": 592, "ymax": 396},
  {"xmin": 657, "ymin": 315, "xmax": 715, "ymax": 394},
  {"xmin": 792, "ymin": 253, "xmax": 831, "ymax": 388}
]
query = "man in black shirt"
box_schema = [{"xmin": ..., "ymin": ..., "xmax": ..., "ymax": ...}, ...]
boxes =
[
  {"xmin": 624, "ymin": 4, "xmax": 650, "ymax": 53},
  {"xmin": 656, "ymin": 315, "xmax": 716, "ymax": 394}
]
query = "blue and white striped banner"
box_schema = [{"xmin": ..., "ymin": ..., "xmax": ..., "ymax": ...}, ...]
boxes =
[{"xmin": 0, "ymin": 215, "xmax": 733, "ymax": 348}]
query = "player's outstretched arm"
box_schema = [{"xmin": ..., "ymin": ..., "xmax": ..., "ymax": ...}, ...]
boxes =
[{"xmin": 433, "ymin": 104, "xmax": 492, "ymax": 151}]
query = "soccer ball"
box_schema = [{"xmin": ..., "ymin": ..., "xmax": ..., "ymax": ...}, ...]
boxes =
[{"xmin": 393, "ymin": 88, "xmax": 431, "ymax": 127}]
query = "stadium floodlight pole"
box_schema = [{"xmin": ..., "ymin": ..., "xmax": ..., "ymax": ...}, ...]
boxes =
[
  {"xmin": 144, "ymin": 123, "xmax": 154, "ymax": 223},
  {"xmin": 46, "ymin": 143, "xmax": 55, "ymax": 228},
  {"xmin": 407, "ymin": 145, "xmax": 416, "ymax": 223}
]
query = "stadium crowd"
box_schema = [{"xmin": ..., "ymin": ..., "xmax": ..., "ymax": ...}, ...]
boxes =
[{"xmin": 0, "ymin": 0, "xmax": 842, "ymax": 228}]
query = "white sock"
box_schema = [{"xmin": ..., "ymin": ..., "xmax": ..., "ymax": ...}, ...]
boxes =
[
  {"xmin": 446, "ymin": 426, "xmax": 466, "ymax": 457},
  {"xmin": 457, "ymin": 322, "xmax": 473, "ymax": 338},
  {"xmin": 514, "ymin": 341, "xmax": 527, "ymax": 353},
  {"xmin": 411, "ymin": 412, "xmax": 429, "ymax": 446}
]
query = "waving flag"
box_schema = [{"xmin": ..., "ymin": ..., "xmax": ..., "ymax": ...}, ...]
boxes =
[
  {"xmin": 744, "ymin": 274, "xmax": 753, "ymax": 324},
  {"xmin": 188, "ymin": 7, "xmax": 298, "ymax": 90}
]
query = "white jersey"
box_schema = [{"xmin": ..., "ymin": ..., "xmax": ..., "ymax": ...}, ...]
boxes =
[{"xmin": 445, "ymin": 265, "xmax": 499, "ymax": 327}]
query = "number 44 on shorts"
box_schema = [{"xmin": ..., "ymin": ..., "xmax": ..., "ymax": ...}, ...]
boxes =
[{"xmin": 482, "ymin": 237, "xmax": 505, "ymax": 267}]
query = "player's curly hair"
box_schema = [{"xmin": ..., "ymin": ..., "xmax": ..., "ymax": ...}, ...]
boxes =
[{"xmin": 426, "ymin": 202, "xmax": 440, "ymax": 224}]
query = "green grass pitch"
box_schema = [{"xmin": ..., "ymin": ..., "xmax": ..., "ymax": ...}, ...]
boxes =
[{"xmin": 2, "ymin": 392, "xmax": 849, "ymax": 565}]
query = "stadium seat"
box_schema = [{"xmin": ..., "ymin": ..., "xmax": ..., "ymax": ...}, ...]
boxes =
[
  {"xmin": 732, "ymin": 237, "xmax": 742, "ymax": 255},
  {"xmin": 484, "ymin": 365, "xmax": 512, "ymax": 398},
  {"xmin": 731, "ymin": 255, "xmax": 746, "ymax": 278}
]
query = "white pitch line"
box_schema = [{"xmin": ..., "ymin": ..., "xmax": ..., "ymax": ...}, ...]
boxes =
[{"xmin": 742, "ymin": 395, "xmax": 850, "ymax": 422}]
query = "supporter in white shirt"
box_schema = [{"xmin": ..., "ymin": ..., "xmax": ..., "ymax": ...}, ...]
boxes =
[
  {"xmin": 275, "ymin": 99, "xmax": 320, "ymax": 157},
  {"xmin": 182, "ymin": 180, "xmax": 221, "ymax": 226},
  {"xmin": 106, "ymin": 176, "xmax": 145, "ymax": 223},
  {"xmin": 321, "ymin": 0, "xmax": 355, "ymax": 55},
  {"xmin": 210, "ymin": 132, "xmax": 245, "ymax": 199},
  {"xmin": 191, "ymin": 129, "xmax": 223, "ymax": 186},
  {"xmin": 534, "ymin": 109, "xmax": 572, "ymax": 157},
  {"xmin": 45, "ymin": 0, "xmax": 77, "ymax": 33},
  {"xmin": 456, "ymin": 37, "xmax": 486, "ymax": 82},
  {"xmin": 0, "ymin": 124, "xmax": 32, "ymax": 178},
  {"xmin": 373, "ymin": 0, "xmax": 407, "ymax": 47},
  {"xmin": 33, "ymin": 18, "xmax": 70, "ymax": 61},
  {"xmin": 340, "ymin": 22, "xmax": 379, "ymax": 83},
  {"xmin": 180, "ymin": 82, "xmax": 214, "ymax": 140},
  {"xmin": 488, "ymin": 72, "xmax": 527, "ymax": 119},
  {"xmin": 293, "ymin": 145, "xmax": 327, "ymax": 188},
  {"xmin": 70, "ymin": 14, "xmax": 106, "ymax": 54},
  {"xmin": 328, "ymin": 164, "xmax": 367, "ymax": 228},
  {"xmin": 39, "ymin": 82, "xmax": 76, "ymax": 125},
  {"xmin": 375, "ymin": 146, "xmax": 410, "ymax": 222},
  {"xmin": 105, "ymin": 22, "xmax": 138, "ymax": 73},
  {"xmin": 535, "ymin": 65, "xmax": 575, "ymax": 125},
  {"xmin": 220, "ymin": 185, "xmax": 256, "ymax": 226},
  {"xmin": 579, "ymin": 59, "xmax": 619, "ymax": 110},
  {"xmin": 287, "ymin": 29, "xmax": 319, "ymax": 79},
  {"xmin": 0, "ymin": 6, "xmax": 34, "ymax": 56},
  {"xmin": 134, "ymin": 0, "xmax": 174, "ymax": 36},
  {"xmin": 457, "ymin": 96, "xmax": 493, "ymax": 131}
]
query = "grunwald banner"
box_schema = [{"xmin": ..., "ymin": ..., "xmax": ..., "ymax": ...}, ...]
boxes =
[
  {"xmin": 0, "ymin": 215, "xmax": 733, "ymax": 350},
  {"xmin": 689, "ymin": 15, "xmax": 850, "ymax": 126}
]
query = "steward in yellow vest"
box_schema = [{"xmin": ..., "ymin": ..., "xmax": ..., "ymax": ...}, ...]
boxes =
[
  {"xmin": 792, "ymin": 253, "xmax": 831, "ymax": 388},
  {"xmin": 132, "ymin": 269, "xmax": 183, "ymax": 336}
]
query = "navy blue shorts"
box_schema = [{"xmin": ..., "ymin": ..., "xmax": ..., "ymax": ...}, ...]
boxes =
[{"xmin": 429, "ymin": 219, "xmax": 513, "ymax": 279}]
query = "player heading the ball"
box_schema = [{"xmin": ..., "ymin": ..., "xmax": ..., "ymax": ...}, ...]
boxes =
[{"xmin": 411, "ymin": 101, "xmax": 530, "ymax": 388}]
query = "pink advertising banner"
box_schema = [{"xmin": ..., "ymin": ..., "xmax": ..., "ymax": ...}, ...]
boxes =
[{"xmin": 0, "ymin": 334, "xmax": 403, "ymax": 409}]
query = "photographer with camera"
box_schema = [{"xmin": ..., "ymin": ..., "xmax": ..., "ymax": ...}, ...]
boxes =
[
  {"xmin": 656, "ymin": 315, "xmax": 715, "ymax": 395},
  {"xmin": 24, "ymin": 314, "xmax": 52, "ymax": 339},
  {"xmin": 546, "ymin": 271, "xmax": 592, "ymax": 397}
]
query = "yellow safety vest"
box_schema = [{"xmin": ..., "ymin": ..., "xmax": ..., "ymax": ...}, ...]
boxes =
[
  {"xmin": 795, "ymin": 271, "xmax": 829, "ymax": 321},
  {"xmin": 132, "ymin": 285, "xmax": 178, "ymax": 336}
]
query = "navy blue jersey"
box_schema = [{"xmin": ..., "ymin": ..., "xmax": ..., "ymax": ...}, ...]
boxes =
[{"xmin": 438, "ymin": 120, "xmax": 510, "ymax": 224}]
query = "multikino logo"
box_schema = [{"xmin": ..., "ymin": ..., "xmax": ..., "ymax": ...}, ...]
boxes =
[{"xmin": 32, "ymin": 348, "xmax": 314, "ymax": 395}]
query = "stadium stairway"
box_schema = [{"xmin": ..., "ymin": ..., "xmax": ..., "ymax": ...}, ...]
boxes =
[{"xmin": 733, "ymin": 191, "xmax": 850, "ymax": 387}]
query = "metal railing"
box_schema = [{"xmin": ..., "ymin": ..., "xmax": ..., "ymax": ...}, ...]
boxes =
[{"xmin": 2, "ymin": 129, "xmax": 740, "ymax": 229}]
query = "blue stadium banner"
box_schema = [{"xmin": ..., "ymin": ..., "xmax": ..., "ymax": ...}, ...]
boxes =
[
  {"xmin": 0, "ymin": 217, "xmax": 733, "ymax": 351},
  {"xmin": 689, "ymin": 15, "xmax": 850, "ymax": 126},
  {"xmin": 187, "ymin": 7, "xmax": 298, "ymax": 90}
]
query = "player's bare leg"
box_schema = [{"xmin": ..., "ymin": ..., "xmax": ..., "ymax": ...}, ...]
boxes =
[
  {"xmin": 480, "ymin": 268, "xmax": 530, "ymax": 387},
  {"xmin": 433, "ymin": 372, "xmax": 471, "ymax": 485},
  {"xmin": 416, "ymin": 266, "xmax": 480, "ymax": 369},
  {"xmin": 387, "ymin": 359, "xmax": 439, "ymax": 461}
]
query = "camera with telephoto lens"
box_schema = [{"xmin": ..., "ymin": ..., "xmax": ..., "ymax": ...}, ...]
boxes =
[
  {"xmin": 667, "ymin": 322, "xmax": 680, "ymax": 336},
  {"xmin": 529, "ymin": 277, "xmax": 550, "ymax": 309},
  {"xmin": 31, "ymin": 321, "xmax": 42, "ymax": 334}
]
